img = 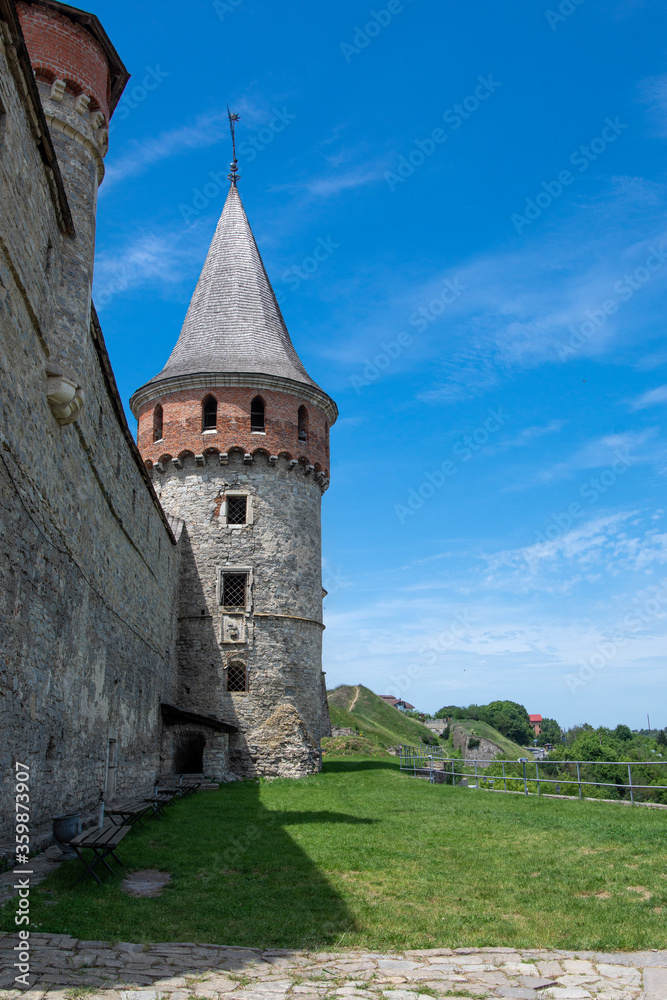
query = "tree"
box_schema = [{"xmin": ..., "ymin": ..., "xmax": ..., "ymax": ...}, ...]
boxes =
[
  {"xmin": 536, "ymin": 717, "xmax": 563, "ymax": 746},
  {"xmin": 434, "ymin": 699, "xmax": 534, "ymax": 744},
  {"xmin": 480, "ymin": 700, "xmax": 534, "ymax": 745},
  {"xmin": 434, "ymin": 705, "xmax": 469, "ymax": 720},
  {"xmin": 614, "ymin": 724, "xmax": 633, "ymax": 742},
  {"xmin": 657, "ymin": 729, "xmax": 667, "ymax": 748}
]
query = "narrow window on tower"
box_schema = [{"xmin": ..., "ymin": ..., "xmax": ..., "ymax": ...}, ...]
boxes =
[
  {"xmin": 227, "ymin": 495, "xmax": 247, "ymax": 524},
  {"xmin": 202, "ymin": 394, "xmax": 217, "ymax": 431},
  {"xmin": 298, "ymin": 405, "xmax": 308, "ymax": 443},
  {"xmin": 226, "ymin": 661, "xmax": 248, "ymax": 693},
  {"xmin": 219, "ymin": 569, "xmax": 250, "ymax": 611},
  {"xmin": 219, "ymin": 492, "xmax": 253, "ymax": 527},
  {"xmin": 250, "ymin": 395, "xmax": 265, "ymax": 432},
  {"xmin": 153, "ymin": 403, "xmax": 163, "ymax": 442}
]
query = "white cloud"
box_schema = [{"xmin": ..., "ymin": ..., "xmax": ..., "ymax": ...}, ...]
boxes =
[
  {"xmin": 103, "ymin": 111, "xmax": 230, "ymax": 192},
  {"xmin": 477, "ymin": 511, "xmax": 667, "ymax": 595},
  {"xmin": 639, "ymin": 74, "xmax": 667, "ymax": 137},
  {"xmin": 326, "ymin": 179, "xmax": 667, "ymax": 402},
  {"xmin": 305, "ymin": 166, "xmax": 384, "ymax": 198},
  {"xmin": 93, "ymin": 230, "xmax": 200, "ymax": 308},
  {"xmin": 628, "ymin": 384, "xmax": 667, "ymax": 409},
  {"xmin": 535, "ymin": 430, "xmax": 656, "ymax": 484},
  {"xmin": 483, "ymin": 419, "xmax": 566, "ymax": 456}
]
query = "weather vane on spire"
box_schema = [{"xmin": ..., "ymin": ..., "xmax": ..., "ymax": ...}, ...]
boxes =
[{"xmin": 227, "ymin": 106, "xmax": 241, "ymax": 186}]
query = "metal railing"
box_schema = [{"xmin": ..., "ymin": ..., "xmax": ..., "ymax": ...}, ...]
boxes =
[{"xmin": 398, "ymin": 744, "xmax": 667, "ymax": 805}]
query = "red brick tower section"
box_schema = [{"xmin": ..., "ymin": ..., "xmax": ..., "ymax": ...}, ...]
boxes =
[
  {"xmin": 135, "ymin": 386, "xmax": 331, "ymax": 485},
  {"xmin": 16, "ymin": 1, "xmax": 128, "ymax": 151}
]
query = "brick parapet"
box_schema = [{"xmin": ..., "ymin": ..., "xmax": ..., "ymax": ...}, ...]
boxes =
[
  {"xmin": 16, "ymin": 2, "xmax": 112, "ymax": 122},
  {"xmin": 137, "ymin": 386, "xmax": 331, "ymax": 479}
]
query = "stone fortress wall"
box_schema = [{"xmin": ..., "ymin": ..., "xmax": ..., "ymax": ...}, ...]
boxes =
[{"xmin": 0, "ymin": 0, "xmax": 183, "ymax": 841}]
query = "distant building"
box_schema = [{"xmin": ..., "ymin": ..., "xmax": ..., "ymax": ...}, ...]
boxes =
[
  {"xmin": 529, "ymin": 714, "xmax": 543, "ymax": 735},
  {"xmin": 380, "ymin": 696, "xmax": 415, "ymax": 712}
]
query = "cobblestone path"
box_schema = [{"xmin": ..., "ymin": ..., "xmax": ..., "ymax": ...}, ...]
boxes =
[{"xmin": 1, "ymin": 937, "xmax": 666, "ymax": 1000}]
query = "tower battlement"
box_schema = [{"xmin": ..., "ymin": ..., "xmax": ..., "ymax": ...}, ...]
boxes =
[
  {"xmin": 16, "ymin": 0, "xmax": 128, "ymax": 127},
  {"xmin": 133, "ymin": 384, "xmax": 331, "ymax": 483}
]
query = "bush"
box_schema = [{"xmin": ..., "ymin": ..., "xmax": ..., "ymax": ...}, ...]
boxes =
[
  {"xmin": 321, "ymin": 735, "xmax": 388, "ymax": 757},
  {"xmin": 467, "ymin": 737, "xmax": 481, "ymax": 749}
]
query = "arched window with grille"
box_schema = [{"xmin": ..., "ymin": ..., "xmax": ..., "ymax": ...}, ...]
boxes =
[
  {"xmin": 297, "ymin": 405, "xmax": 309, "ymax": 443},
  {"xmin": 153, "ymin": 404, "xmax": 163, "ymax": 442},
  {"xmin": 202, "ymin": 394, "xmax": 217, "ymax": 431},
  {"xmin": 251, "ymin": 395, "xmax": 265, "ymax": 432},
  {"xmin": 226, "ymin": 661, "xmax": 248, "ymax": 692}
]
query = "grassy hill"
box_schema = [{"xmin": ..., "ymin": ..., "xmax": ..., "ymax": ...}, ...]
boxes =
[
  {"xmin": 327, "ymin": 684, "xmax": 439, "ymax": 750},
  {"xmin": 452, "ymin": 717, "xmax": 527, "ymax": 759}
]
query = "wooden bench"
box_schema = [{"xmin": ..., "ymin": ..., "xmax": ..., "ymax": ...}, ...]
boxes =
[
  {"xmin": 143, "ymin": 791, "xmax": 176, "ymax": 819},
  {"xmin": 156, "ymin": 773, "xmax": 202, "ymax": 798},
  {"xmin": 69, "ymin": 823, "xmax": 130, "ymax": 885},
  {"xmin": 105, "ymin": 799, "xmax": 152, "ymax": 828}
]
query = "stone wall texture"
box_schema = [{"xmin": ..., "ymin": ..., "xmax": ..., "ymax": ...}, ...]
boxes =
[
  {"xmin": 151, "ymin": 449, "xmax": 328, "ymax": 778},
  {"xmin": 0, "ymin": 5, "xmax": 181, "ymax": 840}
]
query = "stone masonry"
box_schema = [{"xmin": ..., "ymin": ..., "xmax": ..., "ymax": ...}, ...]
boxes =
[
  {"xmin": 0, "ymin": 936, "xmax": 664, "ymax": 999},
  {"xmin": 150, "ymin": 449, "xmax": 328, "ymax": 778}
]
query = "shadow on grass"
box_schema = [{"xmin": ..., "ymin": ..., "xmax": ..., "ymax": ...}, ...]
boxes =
[
  {"xmin": 0, "ymin": 780, "xmax": 360, "ymax": 956},
  {"xmin": 323, "ymin": 758, "xmax": 400, "ymax": 774}
]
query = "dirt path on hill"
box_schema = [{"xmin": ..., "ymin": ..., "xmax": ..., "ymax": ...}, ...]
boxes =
[{"xmin": 349, "ymin": 685, "xmax": 360, "ymax": 711}]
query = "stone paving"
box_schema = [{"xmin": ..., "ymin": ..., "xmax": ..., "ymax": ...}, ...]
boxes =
[
  {"xmin": 1, "ymin": 937, "xmax": 666, "ymax": 1000},
  {"xmin": 0, "ymin": 851, "xmax": 64, "ymax": 908}
]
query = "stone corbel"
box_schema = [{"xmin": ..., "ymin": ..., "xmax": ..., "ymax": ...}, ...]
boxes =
[
  {"xmin": 243, "ymin": 453, "xmax": 253, "ymax": 464},
  {"xmin": 74, "ymin": 94, "xmax": 91, "ymax": 115},
  {"xmin": 305, "ymin": 464, "xmax": 315, "ymax": 476},
  {"xmin": 50, "ymin": 79, "xmax": 66, "ymax": 102},
  {"xmin": 288, "ymin": 459, "xmax": 298, "ymax": 470},
  {"xmin": 195, "ymin": 454, "xmax": 206, "ymax": 466},
  {"xmin": 218, "ymin": 453, "xmax": 229, "ymax": 465},
  {"xmin": 269, "ymin": 455, "xmax": 278, "ymax": 465},
  {"xmin": 172, "ymin": 457, "xmax": 183, "ymax": 470},
  {"xmin": 46, "ymin": 364, "xmax": 85, "ymax": 426}
]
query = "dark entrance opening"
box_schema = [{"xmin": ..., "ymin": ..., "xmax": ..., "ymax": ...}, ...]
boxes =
[{"xmin": 173, "ymin": 731, "xmax": 206, "ymax": 773}]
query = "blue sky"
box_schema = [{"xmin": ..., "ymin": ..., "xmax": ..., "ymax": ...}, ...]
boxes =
[{"xmin": 90, "ymin": 0, "xmax": 667, "ymax": 728}]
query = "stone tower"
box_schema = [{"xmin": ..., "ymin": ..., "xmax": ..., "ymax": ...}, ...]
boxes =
[
  {"xmin": 131, "ymin": 180, "xmax": 337, "ymax": 778},
  {"xmin": 15, "ymin": 0, "xmax": 128, "ymax": 377}
]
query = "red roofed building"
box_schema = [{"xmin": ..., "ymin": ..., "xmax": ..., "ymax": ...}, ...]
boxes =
[
  {"xmin": 529, "ymin": 714, "xmax": 543, "ymax": 735},
  {"xmin": 380, "ymin": 695, "xmax": 415, "ymax": 711}
]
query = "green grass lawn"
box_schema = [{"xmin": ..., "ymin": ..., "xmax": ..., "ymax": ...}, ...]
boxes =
[{"xmin": 4, "ymin": 757, "xmax": 667, "ymax": 951}]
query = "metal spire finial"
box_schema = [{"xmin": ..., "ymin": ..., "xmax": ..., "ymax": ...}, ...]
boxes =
[{"xmin": 227, "ymin": 105, "xmax": 241, "ymax": 185}]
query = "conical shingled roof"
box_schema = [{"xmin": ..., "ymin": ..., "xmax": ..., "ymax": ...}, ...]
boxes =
[{"xmin": 147, "ymin": 184, "xmax": 318, "ymax": 388}]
